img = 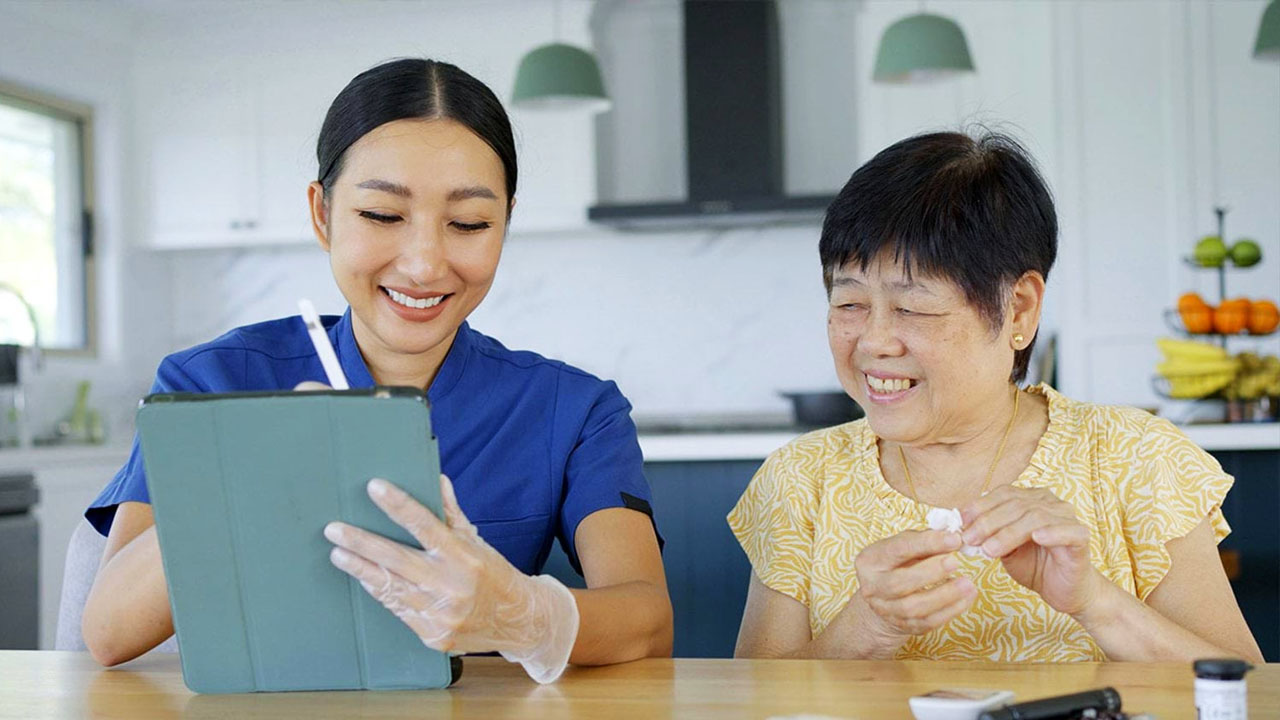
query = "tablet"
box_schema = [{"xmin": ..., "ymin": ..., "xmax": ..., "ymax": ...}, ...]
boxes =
[{"xmin": 137, "ymin": 387, "xmax": 459, "ymax": 693}]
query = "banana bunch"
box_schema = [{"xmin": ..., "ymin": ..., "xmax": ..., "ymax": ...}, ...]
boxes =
[
  {"xmin": 1155, "ymin": 338, "xmax": 1240, "ymax": 398},
  {"xmin": 1226, "ymin": 352, "xmax": 1280, "ymax": 400}
]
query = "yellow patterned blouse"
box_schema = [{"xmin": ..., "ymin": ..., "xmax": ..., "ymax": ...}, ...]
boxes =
[{"xmin": 727, "ymin": 384, "xmax": 1233, "ymax": 662}]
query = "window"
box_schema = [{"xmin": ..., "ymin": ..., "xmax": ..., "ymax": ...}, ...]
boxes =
[{"xmin": 0, "ymin": 82, "xmax": 94, "ymax": 352}]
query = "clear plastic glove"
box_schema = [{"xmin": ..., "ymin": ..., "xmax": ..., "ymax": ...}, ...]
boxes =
[{"xmin": 323, "ymin": 475, "xmax": 580, "ymax": 684}]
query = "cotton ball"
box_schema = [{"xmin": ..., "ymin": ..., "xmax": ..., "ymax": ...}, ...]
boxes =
[
  {"xmin": 925, "ymin": 507, "xmax": 963, "ymax": 533},
  {"xmin": 925, "ymin": 507, "xmax": 991, "ymax": 559}
]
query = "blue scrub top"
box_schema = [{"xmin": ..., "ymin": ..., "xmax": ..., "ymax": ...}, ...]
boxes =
[{"xmin": 87, "ymin": 310, "xmax": 659, "ymax": 576}]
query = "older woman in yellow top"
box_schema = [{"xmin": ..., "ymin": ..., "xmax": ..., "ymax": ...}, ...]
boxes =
[{"xmin": 729, "ymin": 131, "xmax": 1262, "ymax": 663}]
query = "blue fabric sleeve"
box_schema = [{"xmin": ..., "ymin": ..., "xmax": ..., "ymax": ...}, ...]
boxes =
[
  {"xmin": 557, "ymin": 379, "xmax": 662, "ymax": 575},
  {"xmin": 85, "ymin": 357, "xmax": 208, "ymax": 536}
]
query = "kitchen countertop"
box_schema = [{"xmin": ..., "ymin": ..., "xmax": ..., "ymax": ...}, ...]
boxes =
[
  {"xmin": 0, "ymin": 440, "xmax": 133, "ymax": 473},
  {"xmin": 0, "ymin": 424, "xmax": 1274, "ymax": 470},
  {"xmin": 637, "ymin": 421, "xmax": 1280, "ymax": 462}
]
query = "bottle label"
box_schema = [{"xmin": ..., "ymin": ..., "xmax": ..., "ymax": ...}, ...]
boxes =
[{"xmin": 1195, "ymin": 677, "xmax": 1247, "ymax": 720}]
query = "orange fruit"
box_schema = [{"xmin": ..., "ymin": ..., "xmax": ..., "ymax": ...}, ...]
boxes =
[
  {"xmin": 1180, "ymin": 304, "xmax": 1214, "ymax": 334},
  {"xmin": 1178, "ymin": 292, "xmax": 1208, "ymax": 312},
  {"xmin": 1178, "ymin": 292, "xmax": 1213, "ymax": 333},
  {"xmin": 1248, "ymin": 300, "xmax": 1280, "ymax": 335},
  {"xmin": 1213, "ymin": 302, "xmax": 1248, "ymax": 335}
]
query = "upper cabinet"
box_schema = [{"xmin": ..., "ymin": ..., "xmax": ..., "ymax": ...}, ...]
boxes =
[
  {"xmin": 130, "ymin": 2, "xmax": 610, "ymax": 248},
  {"xmin": 134, "ymin": 48, "xmax": 324, "ymax": 249}
]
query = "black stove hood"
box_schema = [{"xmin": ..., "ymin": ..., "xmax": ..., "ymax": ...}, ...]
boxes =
[
  {"xmin": 588, "ymin": 0, "xmax": 835, "ymax": 230},
  {"xmin": 588, "ymin": 194, "xmax": 836, "ymax": 230}
]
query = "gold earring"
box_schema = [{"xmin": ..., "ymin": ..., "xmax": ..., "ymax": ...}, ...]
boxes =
[{"xmin": 1013, "ymin": 333, "xmax": 1025, "ymax": 347}]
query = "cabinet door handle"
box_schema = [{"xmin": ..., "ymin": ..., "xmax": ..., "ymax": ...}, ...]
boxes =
[
  {"xmin": 230, "ymin": 220, "xmax": 243, "ymax": 230},
  {"xmin": 244, "ymin": 220, "xmax": 257, "ymax": 230}
]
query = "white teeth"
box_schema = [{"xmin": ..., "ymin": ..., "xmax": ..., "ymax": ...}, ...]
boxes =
[
  {"xmin": 867, "ymin": 375, "xmax": 914, "ymax": 393},
  {"xmin": 386, "ymin": 288, "xmax": 444, "ymax": 310}
]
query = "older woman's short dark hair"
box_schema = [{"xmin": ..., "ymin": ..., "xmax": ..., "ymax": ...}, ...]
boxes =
[{"xmin": 819, "ymin": 131, "xmax": 1058, "ymax": 383}]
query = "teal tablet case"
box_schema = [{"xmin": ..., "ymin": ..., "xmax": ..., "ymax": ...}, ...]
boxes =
[{"xmin": 136, "ymin": 388, "xmax": 456, "ymax": 694}]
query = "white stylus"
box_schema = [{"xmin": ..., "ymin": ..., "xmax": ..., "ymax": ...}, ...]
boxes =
[{"xmin": 298, "ymin": 299, "xmax": 350, "ymax": 390}]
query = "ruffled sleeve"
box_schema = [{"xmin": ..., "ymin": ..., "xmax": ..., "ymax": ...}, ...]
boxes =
[
  {"xmin": 727, "ymin": 443, "xmax": 821, "ymax": 607},
  {"xmin": 1118, "ymin": 416, "xmax": 1233, "ymax": 600}
]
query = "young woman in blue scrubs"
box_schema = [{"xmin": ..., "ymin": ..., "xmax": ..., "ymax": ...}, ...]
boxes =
[{"xmin": 81, "ymin": 58, "xmax": 672, "ymax": 679}]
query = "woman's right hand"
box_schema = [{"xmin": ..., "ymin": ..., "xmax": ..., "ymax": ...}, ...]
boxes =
[
  {"xmin": 324, "ymin": 475, "xmax": 579, "ymax": 683},
  {"xmin": 845, "ymin": 528, "xmax": 976, "ymax": 657}
]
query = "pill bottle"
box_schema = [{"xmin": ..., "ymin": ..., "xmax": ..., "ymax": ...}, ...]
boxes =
[{"xmin": 1193, "ymin": 658, "xmax": 1252, "ymax": 720}]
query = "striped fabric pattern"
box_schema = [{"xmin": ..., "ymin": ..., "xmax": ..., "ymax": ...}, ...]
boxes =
[{"xmin": 727, "ymin": 384, "xmax": 1233, "ymax": 661}]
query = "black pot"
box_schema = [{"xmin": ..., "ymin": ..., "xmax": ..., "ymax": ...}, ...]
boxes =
[{"xmin": 780, "ymin": 391, "xmax": 864, "ymax": 427}]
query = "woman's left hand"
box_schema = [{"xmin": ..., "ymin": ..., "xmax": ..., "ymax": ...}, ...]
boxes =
[
  {"xmin": 322, "ymin": 475, "xmax": 579, "ymax": 683},
  {"xmin": 960, "ymin": 485, "xmax": 1103, "ymax": 617}
]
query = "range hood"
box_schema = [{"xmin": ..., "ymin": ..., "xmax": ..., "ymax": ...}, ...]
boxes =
[{"xmin": 588, "ymin": 0, "xmax": 835, "ymax": 230}]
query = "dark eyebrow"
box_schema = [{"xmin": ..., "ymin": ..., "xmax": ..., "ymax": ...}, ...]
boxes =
[
  {"xmin": 447, "ymin": 186, "xmax": 499, "ymax": 202},
  {"xmin": 831, "ymin": 275, "xmax": 936, "ymax": 295},
  {"xmin": 353, "ymin": 180, "xmax": 499, "ymax": 203},
  {"xmin": 888, "ymin": 279, "xmax": 937, "ymax": 296},
  {"xmin": 355, "ymin": 179, "xmax": 412, "ymax": 198}
]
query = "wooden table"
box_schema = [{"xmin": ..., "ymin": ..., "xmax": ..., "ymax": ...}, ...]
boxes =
[{"xmin": 2, "ymin": 651, "xmax": 1277, "ymax": 719}]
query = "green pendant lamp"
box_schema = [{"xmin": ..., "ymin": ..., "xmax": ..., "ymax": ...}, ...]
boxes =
[
  {"xmin": 512, "ymin": 42, "xmax": 611, "ymax": 113},
  {"xmin": 873, "ymin": 12, "xmax": 975, "ymax": 84},
  {"xmin": 1256, "ymin": 0, "xmax": 1280, "ymax": 61}
]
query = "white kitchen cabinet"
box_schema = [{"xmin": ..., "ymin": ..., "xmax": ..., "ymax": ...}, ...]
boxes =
[
  {"xmin": 129, "ymin": 1, "xmax": 614, "ymax": 250},
  {"xmin": 0, "ymin": 443, "xmax": 132, "ymax": 649},
  {"xmin": 249, "ymin": 51, "xmax": 351, "ymax": 248},
  {"xmin": 135, "ymin": 50, "xmax": 317, "ymax": 249}
]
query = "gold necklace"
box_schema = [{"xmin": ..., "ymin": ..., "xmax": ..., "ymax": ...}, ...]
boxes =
[{"xmin": 898, "ymin": 387, "xmax": 1021, "ymax": 504}]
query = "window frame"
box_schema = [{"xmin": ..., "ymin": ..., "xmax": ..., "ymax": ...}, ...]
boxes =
[{"xmin": 0, "ymin": 78, "xmax": 96, "ymax": 357}]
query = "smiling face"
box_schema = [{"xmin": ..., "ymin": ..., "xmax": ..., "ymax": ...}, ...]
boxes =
[
  {"xmin": 827, "ymin": 253, "xmax": 1019, "ymax": 446},
  {"xmin": 308, "ymin": 118, "xmax": 509, "ymax": 383}
]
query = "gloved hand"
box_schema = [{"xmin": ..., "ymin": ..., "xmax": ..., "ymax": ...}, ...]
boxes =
[{"xmin": 323, "ymin": 475, "xmax": 580, "ymax": 684}]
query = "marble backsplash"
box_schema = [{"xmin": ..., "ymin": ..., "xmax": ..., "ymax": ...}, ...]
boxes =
[{"xmin": 166, "ymin": 224, "xmax": 842, "ymax": 418}]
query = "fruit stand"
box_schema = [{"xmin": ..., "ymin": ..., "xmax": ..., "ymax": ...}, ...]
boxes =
[{"xmin": 1156, "ymin": 208, "xmax": 1280, "ymax": 422}]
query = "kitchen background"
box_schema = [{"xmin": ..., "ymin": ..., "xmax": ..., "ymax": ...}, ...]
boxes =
[{"xmin": 1, "ymin": 0, "xmax": 1278, "ymax": 657}]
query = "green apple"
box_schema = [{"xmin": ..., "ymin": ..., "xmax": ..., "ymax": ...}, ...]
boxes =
[
  {"xmin": 1229, "ymin": 238, "xmax": 1262, "ymax": 267},
  {"xmin": 1194, "ymin": 235, "xmax": 1227, "ymax": 267}
]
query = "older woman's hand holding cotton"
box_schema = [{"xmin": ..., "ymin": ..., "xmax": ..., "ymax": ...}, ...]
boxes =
[
  {"xmin": 960, "ymin": 486, "xmax": 1101, "ymax": 617},
  {"xmin": 323, "ymin": 475, "xmax": 580, "ymax": 684}
]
